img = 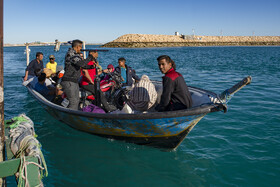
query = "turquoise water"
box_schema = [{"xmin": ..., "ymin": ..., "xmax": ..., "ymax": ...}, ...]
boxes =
[{"xmin": 4, "ymin": 45, "xmax": 280, "ymax": 186}]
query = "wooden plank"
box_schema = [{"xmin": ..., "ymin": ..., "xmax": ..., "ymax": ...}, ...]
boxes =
[
  {"xmin": 25, "ymin": 157, "xmax": 41, "ymax": 187},
  {"xmin": 0, "ymin": 157, "xmax": 22, "ymax": 177},
  {"xmin": 0, "ymin": 156, "xmax": 41, "ymax": 186}
]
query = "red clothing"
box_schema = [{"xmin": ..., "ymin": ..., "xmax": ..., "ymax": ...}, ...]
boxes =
[{"xmin": 81, "ymin": 61, "xmax": 96, "ymax": 86}]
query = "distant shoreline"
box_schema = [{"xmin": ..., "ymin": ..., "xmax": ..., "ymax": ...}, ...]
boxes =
[
  {"xmin": 102, "ymin": 34, "xmax": 280, "ymax": 48},
  {"xmin": 102, "ymin": 41, "xmax": 280, "ymax": 48},
  {"xmin": 4, "ymin": 43, "xmax": 103, "ymax": 47}
]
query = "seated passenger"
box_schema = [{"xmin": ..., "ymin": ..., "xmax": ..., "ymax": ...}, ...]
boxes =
[
  {"xmin": 43, "ymin": 68, "xmax": 55, "ymax": 87},
  {"xmin": 50, "ymin": 66, "xmax": 64, "ymax": 85},
  {"xmin": 114, "ymin": 57, "xmax": 140, "ymax": 87},
  {"xmin": 100, "ymin": 64, "xmax": 114, "ymax": 81},
  {"xmin": 100, "ymin": 64, "xmax": 116, "ymax": 93},
  {"xmin": 34, "ymin": 73, "xmax": 56, "ymax": 101},
  {"xmin": 24, "ymin": 68, "xmax": 54, "ymax": 88},
  {"xmin": 29, "ymin": 69, "xmax": 43, "ymax": 88},
  {"xmin": 127, "ymin": 75, "xmax": 157, "ymax": 111},
  {"xmin": 22, "ymin": 68, "xmax": 42, "ymax": 87},
  {"xmin": 46, "ymin": 55, "xmax": 57, "ymax": 75},
  {"xmin": 80, "ymin": 51, "xmax": 116, "ymax": 112},
  {"xmin": 24, "ymin": 52, "xmax": 44, "ymax": 81},
  {"xmin": 155, "ymin": 55, "xmax": 192, "ymax": 112}
]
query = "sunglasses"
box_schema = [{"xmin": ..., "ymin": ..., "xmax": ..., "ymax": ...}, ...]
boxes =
[{"xmin": 50, "ymin": 58, "xmax": 55, "ymax": 60}]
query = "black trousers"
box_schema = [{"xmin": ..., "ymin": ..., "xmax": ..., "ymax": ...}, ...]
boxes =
[
  {"xmin": 166, "ymin": 102, "xmax": 188, "ymax": 111},
  {"xmin": 80, "ymin": 84, "xmax": 111, "ymax": 112}
]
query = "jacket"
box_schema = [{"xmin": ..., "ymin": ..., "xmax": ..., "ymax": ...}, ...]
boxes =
[
  {"xmin": 62, "ymin": 48, "xmax": 94, "ymax": 83},
  {"xmin": 115, "ymin": 65, "xmax": 140, "ymax": 86},
  {"xmin": 157, "ymin": 68, "xmax": 192, "ymax": 111}
]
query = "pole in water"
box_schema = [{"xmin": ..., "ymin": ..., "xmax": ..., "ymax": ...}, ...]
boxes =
[
  {"xmin": 25, "ymin": 43, "xmax": 30, "ymax": 66},
  {"xmin": 54, "ymin": 39, "xmax": 61, "ymax": 52},
  {"xmin": 82, "ymin": 41, "xmax": 86, "ymax": 59},
  {"xmin": 0, "ymin": 0, "xmax": 6, "ymax": 186}
]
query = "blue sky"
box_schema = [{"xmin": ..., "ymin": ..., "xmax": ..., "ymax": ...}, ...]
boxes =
[{"xmin": 4, "ymin": 0, "xmax": 280, "ymax": 44}]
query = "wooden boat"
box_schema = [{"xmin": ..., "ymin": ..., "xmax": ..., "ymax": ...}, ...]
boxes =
[{"xmin": 25, "ymin": 76, "xmax": 251, "ymax": 149}]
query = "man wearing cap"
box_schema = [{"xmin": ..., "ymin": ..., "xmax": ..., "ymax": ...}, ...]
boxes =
[
  {"xmin": 46, "ymin": 55, "xmax": 57, "ymax": 75},
  {"xmin": 24, "ymin": 52, "xmax": 44, "ymax": 81}
]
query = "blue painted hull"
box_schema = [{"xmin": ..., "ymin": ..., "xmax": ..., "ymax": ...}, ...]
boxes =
[{"xmin": 27, "ymin": 86, "xmax": 223, "ymax": 149}]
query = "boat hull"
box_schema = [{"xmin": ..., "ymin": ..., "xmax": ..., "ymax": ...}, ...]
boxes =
[
  {"xmin": 45, "ymin": 104, "xmax": 205, "ymax": 148},
  {"xmin": 24, "ymin": 76, "xmax": 252, "ymax": 149},
  {"xmin": 26, "ymin": 86, "xmax": 222, "ymax": 149}
]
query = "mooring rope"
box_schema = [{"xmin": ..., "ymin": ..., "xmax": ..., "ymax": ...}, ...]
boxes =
[
  {"xmin": 18, "ymin": 156, "xmax": 44, "ymax": 187},
  {"xmin": 15, "ymin": 135, "xmax": 48, "ymax": 178},
  {"xmin": 6, "ymin": 114, "xmax": 48, "ymax": 186}
]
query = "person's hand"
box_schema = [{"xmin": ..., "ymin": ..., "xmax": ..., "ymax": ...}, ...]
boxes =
[
  {"xmin": 56, "ymin": 88, "xmax": 63, "ymax": 96},
  {"xmin": 23, "ymin": 76, "xmax": 28, "ymax": 81},
  {"xmin": 103, "ymin": 69, "xmax": 109, "ymax": 73}
]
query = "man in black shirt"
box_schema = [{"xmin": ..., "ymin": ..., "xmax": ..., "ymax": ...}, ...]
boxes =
[{"xmin": 24, "ymin": 52, "xmax": 44, "ymax": 81}]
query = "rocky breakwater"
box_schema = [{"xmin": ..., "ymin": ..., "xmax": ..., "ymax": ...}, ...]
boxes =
[{"xmin": 102, "ymin": 34, "xmax": 280, "ymax": 48}]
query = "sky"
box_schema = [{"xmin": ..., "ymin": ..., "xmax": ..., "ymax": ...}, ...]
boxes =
[{"xmin": 4, "ymin": 0, "xmax": 280, "ymax": 44}]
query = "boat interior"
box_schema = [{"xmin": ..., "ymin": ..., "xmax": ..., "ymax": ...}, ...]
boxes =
[{"xmin": 27, "ymin": 78, "xmax": 220, "ymax": 115}]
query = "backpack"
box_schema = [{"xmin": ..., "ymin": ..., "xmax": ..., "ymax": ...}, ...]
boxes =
[{"xmin": 82, "ymin": 104, "xmax": 105, "ymax": 113}]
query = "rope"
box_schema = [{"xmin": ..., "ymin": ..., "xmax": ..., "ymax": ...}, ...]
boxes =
[
  {"xmin": 5, "ymin": 114, "xmax": 48, "ymax": 186},
  {"xmin": 18, "ymin": 156, "xmax": 44, "ymax": 187},
  {"xmin": 15, "ymin": 135, "xmax": 48, "ymax": 186},
  {"xmin": 209, "ymin": 89, "xmax": 233, "ymax": 112},
  {"xmin": 211, "ymin": 89, "xmax": 234, "ymax": 105}
]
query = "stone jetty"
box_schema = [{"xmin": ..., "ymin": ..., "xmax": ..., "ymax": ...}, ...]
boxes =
[{"xmin": 102, "ymin": 34, "xmax": 280, "ymax": 48}]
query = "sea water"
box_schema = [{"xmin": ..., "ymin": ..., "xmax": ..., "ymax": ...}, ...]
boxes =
[{"xmin": 4, "ymin": 45, "xmax": 280, "ymax": 186}]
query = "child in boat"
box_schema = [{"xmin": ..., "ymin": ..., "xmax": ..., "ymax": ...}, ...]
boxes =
[{"xmin": 155, "ymin": 55, "xmax": 192, "ymax": 112}]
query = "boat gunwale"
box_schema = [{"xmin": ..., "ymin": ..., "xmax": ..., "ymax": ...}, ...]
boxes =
[{"xmin": 26, "ymin": 85, "xmax": 223, "ymax": 120}]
